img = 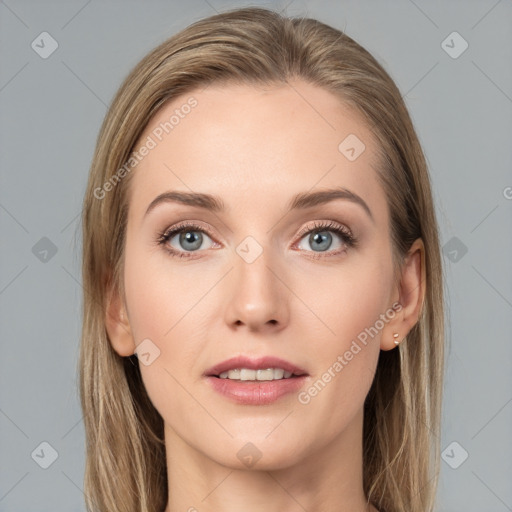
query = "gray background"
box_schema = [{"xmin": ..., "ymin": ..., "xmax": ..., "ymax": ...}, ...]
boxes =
[{"xmin": 1, "ymin": 0, "xmax": 511, "ymax": 511}]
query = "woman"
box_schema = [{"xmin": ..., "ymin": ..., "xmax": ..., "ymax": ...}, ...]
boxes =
[{"xmin": 79, "ymin": 6, "xmax": 445, "ymax": 512}]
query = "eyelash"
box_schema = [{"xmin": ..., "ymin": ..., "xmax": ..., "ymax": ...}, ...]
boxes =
[{"xmin": 156, "ymin": 220, "xmax": 358, "ymax": 260}]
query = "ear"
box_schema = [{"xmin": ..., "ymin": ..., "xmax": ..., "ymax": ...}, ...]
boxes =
[
  {"xmin": 105, "ymin": 282, "xmax": 136, "ymax": 357},
  {"xmin": 381, "ymin": 238, "xmax": 426, "ymax": 351}
]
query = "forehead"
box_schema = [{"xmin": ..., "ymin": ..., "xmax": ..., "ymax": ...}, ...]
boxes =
[{"xmin": 128, "ymin": 80, "xmax": 386, "ymax": 221}]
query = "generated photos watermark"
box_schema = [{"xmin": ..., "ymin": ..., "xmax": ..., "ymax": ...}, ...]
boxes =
[{"xmin": 298, "ymin": 301, "xmax": 402, "ymax": 405}]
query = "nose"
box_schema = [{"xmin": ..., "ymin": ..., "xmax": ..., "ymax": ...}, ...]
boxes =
[{"xmin": 223, "ymin": 246, "xmax": 290, "ymax": 333}]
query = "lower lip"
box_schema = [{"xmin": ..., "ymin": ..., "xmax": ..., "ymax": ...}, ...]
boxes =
[{"xmin": 205, "ymin": 375, "xmax": 308, "ymax": 405}]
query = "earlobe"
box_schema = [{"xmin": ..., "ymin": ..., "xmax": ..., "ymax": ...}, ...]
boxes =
[
  {"xmin": 105, "ymin": 283, "xmax": 136, "ymax": 357},
  {"xmin": 381, "ymin": 238, "xmax": 426, "ymax": 351}
]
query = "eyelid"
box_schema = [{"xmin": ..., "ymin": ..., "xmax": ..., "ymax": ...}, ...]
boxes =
[
  {"xmin": 161, "ymin": 220, "xmax": 216, "ymax": 240},
  {"xmin": 294, "ymin": 219, "xmax": 354, "ymax": 241}
]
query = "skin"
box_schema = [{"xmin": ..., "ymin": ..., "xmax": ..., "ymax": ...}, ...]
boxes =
[{"xmin": 106, "ymin": 79, "xmax": 425, "ymax": 512}]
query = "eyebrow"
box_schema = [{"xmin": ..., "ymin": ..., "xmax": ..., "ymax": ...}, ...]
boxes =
[{"xmin": 144, "ymin": 186, "xmax": 374, "ymax": 221}]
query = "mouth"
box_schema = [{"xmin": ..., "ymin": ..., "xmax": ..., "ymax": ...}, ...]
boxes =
[
  {"xmin": 211, "ymin": 368, "xmax": 304, "ymax": 381},
  {"xmin": 203, "ymin": 355, "xmax": 309, "ymax": 405},
  {"xmin": 204, "ymin": 355, "xmax": 308, "ymax": 380}
]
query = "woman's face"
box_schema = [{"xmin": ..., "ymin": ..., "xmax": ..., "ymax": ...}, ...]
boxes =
[{"xmin": 111, "ymin": 80, "xmax": 404, "ymax": 470}]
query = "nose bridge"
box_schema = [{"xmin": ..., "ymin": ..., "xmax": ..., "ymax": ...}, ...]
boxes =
[{"xmin": 224, "ymin": 235, "xmax": 289, "ymax": 330}]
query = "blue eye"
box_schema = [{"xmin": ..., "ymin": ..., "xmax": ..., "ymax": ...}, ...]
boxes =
[
  {"xmin": 173, "ymin": 230, "xmax": 206, "ymax": 251},
  {"xmin": 303, "ymin": 231, "xmax": 336, "ymax": 252},
  {"xmin": 157, "ymin": 220, "xmax": 357, "ymax": 259},
  {"xmin": 157, "ymin": 223, "xmax": 214, "ymax": 257},
  {"xmin": 296, "ymin": 220, "xmax": 356, "ymax": 255}
]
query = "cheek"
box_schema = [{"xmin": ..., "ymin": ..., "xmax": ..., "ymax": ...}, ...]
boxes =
[
  {"xmin": 122, "ymin": 241, "xmax": 211, "ymax": 412},
  {"xmin": 292, "ymin": 248, "xmax": 392, "ymax": 419},
  {"xmin": 296, "ymin": 251, "xmax": 394, "ymax": 348},
  {"xmin": 123, "ymin": 241, "xmax": 194, "ymax": 341}
]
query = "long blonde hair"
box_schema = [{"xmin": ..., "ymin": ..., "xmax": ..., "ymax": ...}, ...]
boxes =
[{"xmin": 79, "ymin": 7, "xmax": 445, "ymax": 512}]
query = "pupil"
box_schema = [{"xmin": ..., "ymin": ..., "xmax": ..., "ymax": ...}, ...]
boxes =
[
  {"xmin": 180, "ymin": 231, "xmax": 202, "ymax": 251},
  {"xmin": 311, "ymin": 231, "xmax": 331, "ymax": 252}
]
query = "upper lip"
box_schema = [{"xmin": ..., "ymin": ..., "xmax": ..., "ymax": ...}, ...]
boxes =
[{"xmin": 204, "ymin": 355, "xmax": 309, "ymax": 377}]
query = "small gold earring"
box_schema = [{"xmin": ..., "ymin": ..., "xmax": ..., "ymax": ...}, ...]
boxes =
[{"xmin": 393, "ymin": 333, "xmax": 400, "ymax": 345}]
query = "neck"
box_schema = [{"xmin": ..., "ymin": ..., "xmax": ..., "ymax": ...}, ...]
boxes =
[{"xmin": 163, "ymin": 408, "xmax": 377, "ymax": 512}]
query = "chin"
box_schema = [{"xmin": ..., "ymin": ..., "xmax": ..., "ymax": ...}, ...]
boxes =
[{"xmin": 208, "ymin": 436, "xmax": 308, "ymax": 472}]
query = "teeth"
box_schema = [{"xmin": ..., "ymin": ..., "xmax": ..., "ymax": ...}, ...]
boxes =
[
  {"xmin": 269, "ymin": 368, "xmax": 284, "ymax": 380},
  {"xmin": 227, "ymin": 369, "xmax": 240, "ymax": 379},
  {"xmin": 218, "ymin": 368, "xmax": 295, "ymax": 381},
  {"xmin": 256, "ymin": 369, "xmax": 277, "ymax": 381},
  {"xmin": 239, "ymin": 369, "xmax": 256, "ymax": 380}
]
